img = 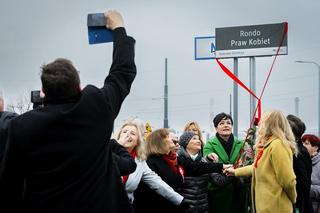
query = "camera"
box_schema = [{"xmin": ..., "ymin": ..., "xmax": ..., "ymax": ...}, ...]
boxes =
[{"xmin": 31, "ymin": 90, "xmax": 43, "ymax": 106}]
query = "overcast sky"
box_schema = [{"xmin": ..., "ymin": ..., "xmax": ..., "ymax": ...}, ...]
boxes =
[{"xmin": 0, "ymin": 0, "xmax": 319, "ymax": 136}]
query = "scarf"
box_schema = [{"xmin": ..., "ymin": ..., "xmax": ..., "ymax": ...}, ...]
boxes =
[
  {"xmin": 254, "ymin": 142, "xmax": 265, "ymax": 168},
  {"xmin": 122, "ymin": 150, "xmax": 136, "ymax": 185},
  {"xmin": 216, "ymin": 133, "xmax": 234, "ymax": 157},
  {"xmin": 162, "ymin": 151, "xmax": 178, "ymax": 174}
]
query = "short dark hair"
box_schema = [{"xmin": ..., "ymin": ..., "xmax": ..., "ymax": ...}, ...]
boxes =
[
  {"xmin": 41, "ymin": 58, "xmax": 80, "ymax": 101},
  {"xmin": 213, "ymin": 112, "xmax": 233, "ymax": 128},
  {"xmin": 287, "ymin": 114, "xmax": 306, "ymax": 139}
]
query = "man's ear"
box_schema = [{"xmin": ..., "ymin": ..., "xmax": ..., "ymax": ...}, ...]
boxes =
[
  {"xmin": 41, "ymin": 87, "xmax": 46, "ymax": 98},
  {"xmin": 0, "ymin": 96, "xmax": 4, "ymax": 112}
]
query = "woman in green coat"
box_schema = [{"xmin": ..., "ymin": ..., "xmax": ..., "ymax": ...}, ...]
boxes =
[{"xmin": 204, "ymin": 112, "xmax": 249, "ymax": 213}]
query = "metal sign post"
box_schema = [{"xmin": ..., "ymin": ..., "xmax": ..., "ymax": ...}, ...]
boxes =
[{"xmin": 249, "ymin": 57, "xmax": 256, "ymax": 120}]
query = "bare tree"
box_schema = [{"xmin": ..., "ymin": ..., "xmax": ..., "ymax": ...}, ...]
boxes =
[{"xmin": 6, "ymin": 93, "xmax": 32, "ymax": 114}]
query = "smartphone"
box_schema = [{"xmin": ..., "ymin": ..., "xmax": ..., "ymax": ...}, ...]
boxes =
[{"xmin": 87, "ymin": 13, "xmax": 113, "ymax": 44}]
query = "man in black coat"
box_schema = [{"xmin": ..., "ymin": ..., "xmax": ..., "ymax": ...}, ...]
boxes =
[
  {"xmin": 0, "ymin": 96, "xmax": 18, "ymax": 162},
  {"xmin": 0, "ymin": 11, "xmax": 136, "ymax": 213}
]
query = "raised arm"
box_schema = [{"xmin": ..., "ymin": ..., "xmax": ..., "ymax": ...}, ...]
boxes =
[{"xmin": 101, "ymin": 10, "xmax": 137, "ymax": 118}]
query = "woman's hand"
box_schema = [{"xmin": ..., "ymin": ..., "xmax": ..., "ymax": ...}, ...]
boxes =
[
  {"xmin": 118, "ymin": 133, "xmax": 130, "ymax": 147},
  {"xmin": 207, "ymin": 153, "xmax": 219, "ymax": 162},
  {"xmin": 224, "ymin": 167, "xmax": 235, "ymax": 176}
]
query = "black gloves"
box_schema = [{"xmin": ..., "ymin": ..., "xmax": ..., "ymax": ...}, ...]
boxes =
[
  {"xmin": 178, "ymin": 198, "xmax": 192, "ymax": 213},
  {"xmin": 209, "ymin": 172, "xmax": 234, "ymax": 187}
]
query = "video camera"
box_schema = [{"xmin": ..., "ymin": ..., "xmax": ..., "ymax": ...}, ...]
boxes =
[{"xmin": 31, "ymin": 90, "xmax": 43, "ymax": 108}]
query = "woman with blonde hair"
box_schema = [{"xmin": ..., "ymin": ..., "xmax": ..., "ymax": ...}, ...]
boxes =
[
  {"xmin": 183, "ymin": 121, "xmax": 204, "ymax": 144},
  {"xmin": 226, "ymin": 110, "xmax": 298, "ymax": 213},
  {"xmin": 113, "ymin": 119, "xmax": 186, "ymax": 209}
]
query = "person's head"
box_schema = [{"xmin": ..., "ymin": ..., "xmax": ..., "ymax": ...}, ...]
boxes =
[
  {"xmin": 168, "ymin": 129, "xmax": 179, "ymax": 145},
  {"xmin": 183, "ymin": 121, "xmax": 204, "ymax": 144},
  {"xmin": 302, "ymin": 134, "xmax": 320, "ymax": 157},
  {"xmin": 41, "ymin": 58, "xmax": 81, "ymax": 101},
  {"xmin": 256, "ymin": 110, "xmax": 297, "ymax": 155},
  {"xmin": 146, "ymin": 128, "xmax": 174, "ymax": 155},
  {"xmin": 115, "ymin": 118, "xmax": 146, "ymax": 160},
  {"xmin": 179, "ymin": 131, "xmax": 201, "ymax": 155},
  {"xmin": 286, "ymin": 114, "xmax": 306, "ymax": 141},
  {"xmin": 213, "ymin": 112, "xmax": 233, "ymax": 137}
]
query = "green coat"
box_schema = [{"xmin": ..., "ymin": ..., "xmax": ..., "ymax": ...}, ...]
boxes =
[{"xmin": 204, "ymin": 135, "xmax": 249, "ymax": 213}]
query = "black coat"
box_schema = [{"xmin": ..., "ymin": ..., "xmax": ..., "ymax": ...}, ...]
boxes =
[
  {"xmin": 294, "ymin": 142, "xmax": 313, "ymax": 213},
  {"xmin": 133, "ymin": 154, "xmax": 184, "ymax": 213},
  {"xmin": 0, "ymin": 111, "xmax": 18, "ymax": 162},
  {"xmin": 177, "ymin": 148, "xmax": 223, "ymax": 213},
  {"xmin": 133, "ymin": 152, "xmax": 223, "ymax": 213},
  {"xmin": 0, "ymin": 28, "xmax": 136, "ymax": 213}
]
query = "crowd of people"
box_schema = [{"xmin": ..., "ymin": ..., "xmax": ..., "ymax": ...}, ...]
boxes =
[{"xmin": 0, "ymin": 10, "xmax": 320, "ymax": 213}]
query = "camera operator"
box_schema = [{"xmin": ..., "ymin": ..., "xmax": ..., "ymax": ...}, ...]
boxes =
[
  {"xmin": 0, "ymin": 10, "xmax": 136, "ymax": 213},
  {"xmin": 0, "ymin": 95, "xmax": 18, "ymax": 162}
]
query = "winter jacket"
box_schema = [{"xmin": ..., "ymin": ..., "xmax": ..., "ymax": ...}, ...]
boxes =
[
  {"xmin": 0, "ymin": 111, "xmax": 18, "ymax": 162},
  {"xmin": 178, "ymin": 148, "xmax": 209, "ymax": 213},
  {"xmin": 236, "ymin": 137, "xmax": 297, "ymax": 213},
  {"xmin": 125, "ymin": 158, "xmax": 183, "ymax": 205},
  {"xmin": 203, "ymin": 134, "xmax": 249, "ymax": 213},
  {"xmin": 133, "ymin": 154, "xmax": 184, "ymax": 213},
  {"xmin": 311, "ymin": 152, "xmax": 320, "ymax": 213},
  {"xmin": 293, "ymin": 142, "xmax": 313, "ymax": 213}
]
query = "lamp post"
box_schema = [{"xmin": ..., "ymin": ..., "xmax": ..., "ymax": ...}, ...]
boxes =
[{"xmin": 296, "ymin": 60, "xmax": 320, "ymax": 136}]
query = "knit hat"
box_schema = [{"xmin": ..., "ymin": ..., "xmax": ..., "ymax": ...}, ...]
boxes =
[
  {"xmin": 213, "ymin": 112, "xmax": 233, "ymax": 128},
  {"xmin": 179, "ymin": 131, "xmax": 196, "ymax": 149}
]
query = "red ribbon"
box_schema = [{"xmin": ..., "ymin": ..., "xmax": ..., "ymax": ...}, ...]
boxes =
[
  {"xmin": 216, "ymin": 59, "xmax": 261, "ymax": 123},
  {"xmin": 214, "ymin": 22, "xmax": 288, "ymax": 168}
]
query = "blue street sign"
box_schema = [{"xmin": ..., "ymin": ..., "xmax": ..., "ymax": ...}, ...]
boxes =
[{"xmin": 194, "ymin": 36, "xmax": 216, "ymax": 60}]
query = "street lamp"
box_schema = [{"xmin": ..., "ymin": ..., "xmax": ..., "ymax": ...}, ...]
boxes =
[{"xmin": 295, "ymin": 60, "xmax": 320, "ymax": 136}]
